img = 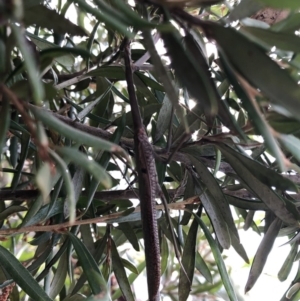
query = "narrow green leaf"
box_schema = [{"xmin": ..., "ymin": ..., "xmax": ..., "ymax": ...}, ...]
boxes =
[
  {"xmin": 203, "ymin": 167, "xmax": 238, "ymax": 233},
  {"xmin": 113, "ymin": 103, "xmax": 161, "ymax": 128},
  {"xmin": 10, "ymin": 120, "xmax": 30, "ymax": 135},
  {"xmin": 64, "ymin": 97, "xmax": 110, "ymax": 125},
  {"xmin": 188, "ymin": 156, "xmax": 234, "ymax": 249},
  {"xmin": 198, "ymin": 188, "xmax": 231, "ymax": 249},
  {"xmin": 84, "ymin": 270, "xmax": 110, "ymax": 301},
  {"xmin": 21, "ymin": 196, "xmax": 44, "ymax": 227},
  {"xmin": 213, "ymin": 148, "xmax": 221, "ymax": 176},
  {"xmin": 266, "ymin": 112, "xmax": 300, "ymax": 135},
  {"xmin": 29, "ymin": 232, "xmax": 52, "ymax": 246},
  {"xmin": 84, "ymin": 66, "xmax": 126, "ymax": 81},
  {"xmin": 278, "ymin": 243, "xmax": 298, "ymax": 282},
  {"xmin": 69, "ymin": 0, "xmax": 134, "ymax": 38},
  {"xmin": 230, "ymin": 231, "xmax": 250, "ymax": 264},
  {"xmin": 192, "ymin": 279, "xmax": 223, "ymax": 295},
  {"xmin": 154, "ymin": 94, "xmax": 173, "ymax": 142},
  {"xmin": 72, "ymin": 166, "xmax": 86, "ymax": 209},
  {"xmin": 82, "ymin": 67, "xmax": 164, "ymax": 92},
  {"xmin": 23, "ymin": 200, "xmax": 64, "ymax": 228},
  {"xmin": 120, "ymin": 258, "xmax": 138, "ymax": 275},
  {"xmin": 79, "ymin": 229, "xmax": 95, "ymax": 267},
  {"xmin": 142, "ymin": 30, "xmax": 188, "ymax": 131},
  {"xmin": 9, "ymin": 134, "xmax": 18, "ymax": 168},
  {"xmin": 181, "ymin": 172, "xmax": 196, "ymax": 225},
  {"xmin": 244, "ymin": 210, "xmax": 255, "ymax": 231},
  {"xmin": 220, "ymin": 143, "xmax": 296, "ymax": 192},
  {"xmin": 111, "ymin": 239, "xmax": 135, "ymax": 301},
  {"xmin": 11, "ymin": 133, "xmax": 30, "ymax": 191},
  {"xmin": 49, "ymin": 251, "xmax": 68, "ymax": 299},
  {"xmin": 27, "ymin": 243, "xmax": 53, "ymax": 273},
  {"xmin": 24, "ymin": 4, "xmax": 86, "ymax": 36},
  {"xmin": 0, "ymin": 39, "xmax": 6, "ymax": 75},
  {"xmin": 69, "ymin": 233, "xmax": 103, "ymax": 295},
  {"xmin": 63, "ymin": 294, "xmax": 86, "ymax": 301},
  {"xmin": 48, "ymin": 149, "xmax": 76, "ymax": 222},
  {"xmin": 0, "ymin": 245, "xmax": 52, "ymax": 301},
  {"xmin": 279, "ymin": 134, "xmax": 300, "ymax": 163},
  {"xmin": 242, "ymin": 26, "xmax": 300, "ymax": 53},
  {"xmin": 245, "ymin": 217, "xmax": 282, "ymax": 292},
  {"xmin": 286, "ymin": 282, "xmax": 300, "ymax": 299},
  {"xmin": 219, "ymin": 53, "xmax": 286, "ymax": 169},
  {"xmin": 76, "ymin": 85, "xmax": 113, "ymax": 120},
  {"xmin": 45, "ymin": 177, "xmax": 63, "ymax": 220},
  {"xmin": 35, "ymin": 162, "xmax": 52, "ymax": 203},
  {"xmin": 71, "ymin": 232, "xmax": 109, "ymax": 296},
  {"xmin": 111, "ymin": 261, "xmax": 146, "ymax": 300},
  {"xmin": 0, "ymin": 97, "xmax": 10, "ymax": 155},
  {"xmin": 30, "ymin": 105, "xmax": 127, "ymax": 158},
  {"xmin": 204, "ymin": 22, "xmax": 300, "ymax": 121},
  {"xmin": 93, "ymin": 0, "xmax": 133, "ymax": 25},
  {"xmin": 161, "ymin": 26, "xmax": 218, "ymax": 116},
  {"xmin": 118, "ymin": 223, "xmax": 139, "ymax": 251},
  {"xmin": 217, "ymin": 144, "xmax": 298, "ymax": 225},
  {"xmin": 190, "ymin": 212, "xmax": 238, "ymax": 301},
  {"xmin": 156, "ymin": 160, "xmax": 167, "ymax": 187},
  {"xmin": 26, "ymin": 32, "xmax": 75, "ymax": 67},
  {"xmin": 56, "ymin": 147, "xmax": 112, "ymax": 189},
  {"xmin": 161, "ymin": 235, "xmax": 169, "ymax": 276},
  {"xmin": 0, "ymin": 206, "xmax": 27, "ymax": 221},
  {"xmin": 83, "ymin": 113, "xmax": 125, "ymax": 215},
  {"xmin": 184, "ymin": 32, "xmax": 245, "ymax": 138},
  {"xmin": 195, "ymin": 252, "xmax": 213, "ymax": 283},
  {"xmin": 179, "ymin": 218, "xmax": 198, "ymax": 301},
  {"xmin": 11, "ymin": 24, "xmax": 44, "ymax": 105},
  {"xmin": 40, "ymin": 47, "xmax": 90, "ymax": 61},
  {"xmin": 135, "ymin": 72, "xmax": 165, "ymax": 92},
  {"xmin": 86, "ymin": 21, "xmax": 100, "ymax": 68}
]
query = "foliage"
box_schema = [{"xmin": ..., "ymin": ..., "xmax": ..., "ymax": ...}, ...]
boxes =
[{"xmin": 1, "ymin": 0, "xmax": 300, "ymax": 300}]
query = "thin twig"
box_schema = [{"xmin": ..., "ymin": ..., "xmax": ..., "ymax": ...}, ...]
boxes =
[
  {"xmin": 111, "ymin": 155, "xmax": 139, "ymax": 199},
  {"xmin": 0, "ymin": 211, "xmax": 127, "ymax": 235},
  {"xmin": 0, "ymin": 197, "xmax": 200, "ymax": 235},
  {"xmin": 166, "ymin": 132, "xmax": 191, "ymax": 164}
]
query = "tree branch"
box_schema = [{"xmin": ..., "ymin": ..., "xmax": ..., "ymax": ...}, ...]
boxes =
[
  {"xmin": 0, "ymin": 197, "xmax": 201, "ymax": 235},
  {"xmin": 1, "ymin": 187, "xmax": 297, "ymax": 208}
]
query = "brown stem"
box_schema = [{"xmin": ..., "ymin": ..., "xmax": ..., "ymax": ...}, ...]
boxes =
[
  {"xmin": 124, "ymin": 38, "xmax": 161, "ymax": 301},
  {"xmin": 0, "ymin": 210, "xmax": 130, "ymax": 235},
  {"xmin": 0, "ymin": 197, "xmax": 200, "ymax": 236}
]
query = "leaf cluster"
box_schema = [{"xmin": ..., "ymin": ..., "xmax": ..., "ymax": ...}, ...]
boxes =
[{"xmin": 1, "ymin": 0, "xmax": 300, "ymax": 301}]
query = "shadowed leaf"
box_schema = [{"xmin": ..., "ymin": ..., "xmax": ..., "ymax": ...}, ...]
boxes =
[
  {"xmin": 161, "ymin": 25, "xmax": 218, "ymax": 116},
  {"xmin": 69, "ymin": 233, "xmax": 104, "ymax": 295},
  {"xmin": 191, "ymin": 211, "xmax": 238, "ymax": 301},
  {"xmin": 24, "ymin": 5, "xmax": 86, "ymax": 36},
  {"xmin": 245, "ymin": 217, "xmax": 282, "ymax": 292},
  {"xmin": 179, "ymin": 218, "xmax": 198, "ymax": 301},
  {"xmin": 0, "ymin": 246, "xmax": 52, "ymax": 301},
  {"xmin": 111, "ymin": 239, "xmax": 135, "ymax": 301}
]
